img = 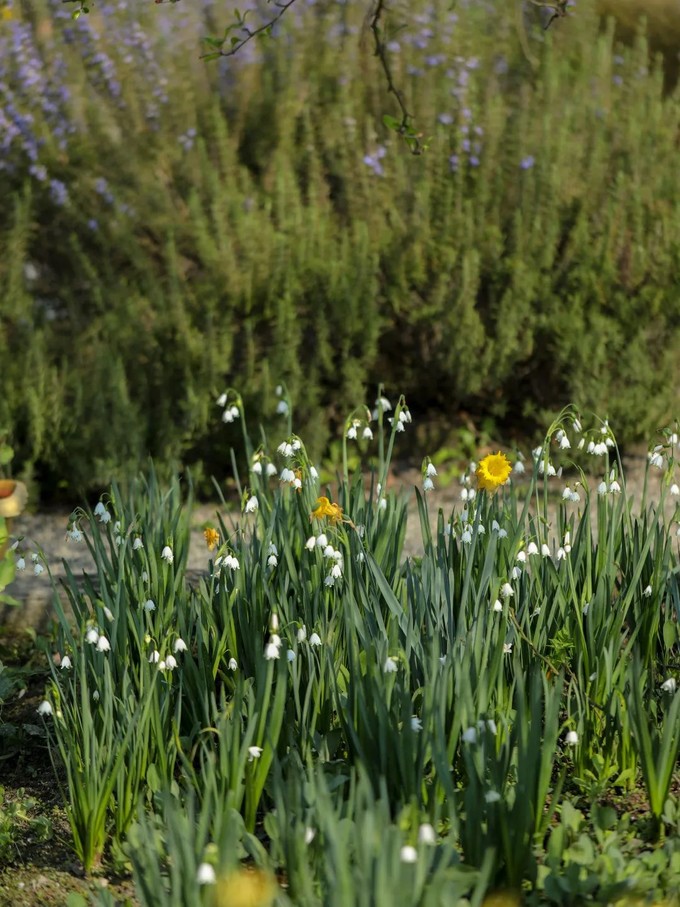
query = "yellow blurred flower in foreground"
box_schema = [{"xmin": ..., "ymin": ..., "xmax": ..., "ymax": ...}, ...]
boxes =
[
  {"xmin": 204, "ymin": 527, "xmax": 220, "ymax": 551},
  {"xmin": 481, "ymin": 891, "xmax": 522, "ymax": 907},
  {"xmin": 311, "ymin": 495, "xmax": 343, "ymax": 524},
  {"xmin": 212, "ymin": 867, "xmax": 278, "ymax": 907},
  {"xmin": 476, "ymin": 452, "xmax": 512, "ymax": 492},
  {"xmin": 0, "ymin": 480, "xmax": 28, "ymax": 518}
]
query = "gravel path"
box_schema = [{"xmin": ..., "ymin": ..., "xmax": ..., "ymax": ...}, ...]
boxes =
[{"xmin": 1, "ymin": 452, "xmax": 670, "ymax": 632}]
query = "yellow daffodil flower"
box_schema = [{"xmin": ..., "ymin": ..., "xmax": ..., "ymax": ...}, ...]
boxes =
[
  {"xmin": 476, "ymin": 452, "xmax": 512, "ymax": 492},
  {"xmin": 310, "ymin": 496, "xmax": 343, "ymax": 524},
  {"xmin": 204, "ymin": 527, "xmax": 220, "ymax": 551}
]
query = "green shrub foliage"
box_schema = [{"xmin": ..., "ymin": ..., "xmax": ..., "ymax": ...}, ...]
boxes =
[{"xmin": 1, "ymin": 2, "xmax": 679, "ymax": 496}]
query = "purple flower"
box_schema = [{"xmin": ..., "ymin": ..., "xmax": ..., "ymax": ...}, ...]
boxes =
[
  {"xmin": 29, "ymin": 163, "xmax": 47, "ymax": 182},
  {"xmin": 520, "ymin": 155, "xmax": 535, "ymax": 170},
  {"xmin": 49, "ymin": 178, "xmax": 69, "ymax": 206},
  {"xmin": 438, "ymin": 113, "xmax": 454, "ymax": 126},
  {"xmin": 363, "ymin": 146, "xmax": 386, "ymax": 177}
]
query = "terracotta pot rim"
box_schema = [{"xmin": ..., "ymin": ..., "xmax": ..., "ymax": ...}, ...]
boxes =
[{"xmin": 0, "ymin": 480, "xmax": 28, "ymax": 517}]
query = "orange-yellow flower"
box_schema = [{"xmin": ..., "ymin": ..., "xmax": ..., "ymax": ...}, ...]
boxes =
[
  {"xmin": 476, "ymin": 452, "xmax": 512, "ymax": 492},
  {"xmin": 310, "ymin": 496, "xmax": 343, "ymax": 524},
  {"xmin": 204, "ymin": 527, "xmax": 220, "ymax": 551}
]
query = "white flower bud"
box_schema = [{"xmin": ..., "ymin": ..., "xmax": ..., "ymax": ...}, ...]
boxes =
[
  {"xmin": 196, "ymin": 863, "xmax": 216, "ymax": 885},
  {"xmin": 400, "ymin": 846, "xmax": 417, "ymax": 864}
]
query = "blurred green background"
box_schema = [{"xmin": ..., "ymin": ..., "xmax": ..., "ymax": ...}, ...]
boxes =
[{"xmin": 1, "ymin": 0, "xmax": 680, "ymax": 500}]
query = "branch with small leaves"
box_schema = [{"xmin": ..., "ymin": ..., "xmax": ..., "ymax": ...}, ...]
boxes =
[
  {"xmin": 369, "ymin": 0, "xmax": 426, "ymax": 155},
  {"xmin": 201, "ymin": 0, "xmax": 299, "ymax": 62}
]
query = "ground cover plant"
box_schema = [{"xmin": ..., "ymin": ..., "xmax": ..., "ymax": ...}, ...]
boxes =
[
  {"xmin": 3, "ymin": 0, "xmax": 680, "ymax": 496},
  {"xmin": 8, "ymin": 395, "xmax": 678, "ymax": 905}
]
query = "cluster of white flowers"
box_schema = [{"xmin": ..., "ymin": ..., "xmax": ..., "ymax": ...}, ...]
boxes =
[
  {"xmin": 148, "ymin": 641, "xmax": 180, "ymax": 672},
  {"xmin": 371, "ymin": 395, "xmax": 392, "ymax": 420},
  {"xmin": 388, "ymin": 405, "xmax": 412, "ymax": 434},
  {"xmin": 66, "ymin": 521, "xmax": 83, "ymax": 543},
  {"xmin": 555, "ymin": 429, "xmax": 571, "ymax": 450},
  {"xmin": 561, "ymin": 484, "xmax": 581, "ymax": 504},
  {"xmin": 346, "ymin": 419, "xmax": 373, "ymax": 442},
  {"xmin": 251, "ymin": 454, "xmax": 278, "ymax": 478},
  {"xmin": 267, "ymin": 542, "xmax": 278, "ymax": 569},
  {"xmin": 422, "ymin": 461, "xmax": 437, "ymax": 492},
  {"xmin": 214, "ymin": 552, "xmax": 240, "ymax": 573},
  {"xmin": 85, "ymin": 625, "xmax": 111, "ymax": 653},
  {"xmin": 585, "ymin": 439, "xmax": 609, "ymax": 456},
  {"xmin": 491, "ymin": 519, "xmax": 508, "ymax": 539},
  {"xmin": 458, "ymin": 462, "xmax": 477, "ymax": 499},
  {"xmin": 275, "ymin": 384, "xmax": 289, "ymax": 416},
  {"xmin": 277, "ymin": 438, "xmax": 302, "ymax": 458},
  {"xmin": 265, "ymin": 613, "xmax": 283, "ymax": 660},
  {"xmin": 11, "ymin": 537, "xmax": 36, "ymax": 574},
  {"xmin": 459, "ymin": 520, "xmax": 486, "ymax": 544},
  {"xmin": 533, "ymin": 446, "xmax": 558, "ymax": 477},
  {"xmin": 93, "ymin": 501, "xmax": 111, "ymax": 524},
  {"xmin": 216, "ymin": 392, "xmax": 240, "ymax": 423},
  {"xmin": 305, "ymin": 533, "xmax": 344, "ymax": 587},
  {"xmin": 597, "ymin": 478, "xmax": 621, "ymax": 495},
  {"xmin": 648, "ymin": 445, "xmax": 664, "ymax": 469},
  {"xmin": 279, "ymin": 467, "xmax": 301, "ymax": 490}
]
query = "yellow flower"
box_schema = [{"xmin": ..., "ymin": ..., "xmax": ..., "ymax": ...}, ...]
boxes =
[
  {"xmin": 476, "ymin": 452, "xmax": 512, "ymax": 492},
  {"xmin": 481, "ymin": 892, "xmax": 522, "ymax": 907},
  {"xmin": 204, "ymin": 527, "xmax": 220, "ymax": 551},
  {"xmin": 213, "ymin": 867, "xmax": 278, "ymax": 907},
  {"xmin": 310, "ymin": 496, "xmax": 343, "ymax": 524},
  {"xmin": 1, "ymin": 8, "xmax": 12, "ymax": 21}
]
